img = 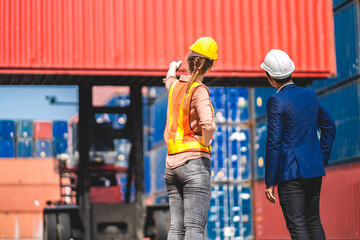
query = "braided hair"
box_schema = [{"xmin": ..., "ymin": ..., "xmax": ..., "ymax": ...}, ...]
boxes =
[{"xmin": 185, "ymin": 54, "xmax": 214, "ymax": 95}]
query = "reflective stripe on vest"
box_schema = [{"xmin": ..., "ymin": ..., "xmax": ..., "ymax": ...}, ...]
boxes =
[{"xmin": 165, "ymin": 80, "xmax": 213, "ymax": 155}]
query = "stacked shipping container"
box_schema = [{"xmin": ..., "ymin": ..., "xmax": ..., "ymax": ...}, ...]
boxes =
[
  {"xmin": 144, "ymin": 88, "xmax": 169, "ymax": 204},
  {"xmin": 0, "ymin": 159, "xmax": 60, "ymax": 238},
  {"xmin": 0, "ymin": 120, "xmax": 15, "ymax": 157},
  {"xmin": 92, "ymin": 90, "xmax": 135, "ymax": 202},
  {"xmin": 52, "ymin": 121, "xmax": 69, "ymax": 156},
  {"xmin": 208, "ymin": 87, "xmax": 252, "ymax": 240},
  {"xmin": 0, "ymin": 120, "xmax": 70, "ymax": 158},
  {"xmin": 143, "ymin": 86, "xmax": 253, "ymax": 239},
  {"xmin": 16, "ymin": 120, "xmax": 33, "ymax": 158},
  {"xmin": 0, "ymin": 120, "xmax": 70, "ymax": 238},
  {"xmin": 253, "ymin": 0, "xmax": 360, "ymax": 238}
]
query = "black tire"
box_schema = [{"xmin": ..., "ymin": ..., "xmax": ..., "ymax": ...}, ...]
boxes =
[
  {"xmin": 44, "ymin": 213, "xmax": 57, "ymax": 240},
  {"xmin": 58, "ymin": 213, "xmax": 71, "ymax": 240},
  {"xmin": 153, "ymin": 210, "xmax": 168, "ymax": 240}
]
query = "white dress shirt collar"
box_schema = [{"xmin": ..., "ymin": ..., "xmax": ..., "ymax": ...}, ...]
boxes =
[{"xmin": 277, "ymin": 82, "xmax": 294, "ymax": 93}]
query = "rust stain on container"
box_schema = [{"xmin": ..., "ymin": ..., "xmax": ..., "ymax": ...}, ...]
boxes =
[{"xmin": 0, "ymin": 0, "xmax": 335, "ymax": 78}]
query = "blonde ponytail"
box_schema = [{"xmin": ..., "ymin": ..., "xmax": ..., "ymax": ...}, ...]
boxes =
[{"xmin": 185, "ymin": 57, "xmax": 206, "ymax": 95}]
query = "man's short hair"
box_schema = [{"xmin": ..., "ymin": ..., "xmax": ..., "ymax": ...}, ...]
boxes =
[{"xmin": 266, "ymin": 72, "xmax": 292, "ymax": 84}]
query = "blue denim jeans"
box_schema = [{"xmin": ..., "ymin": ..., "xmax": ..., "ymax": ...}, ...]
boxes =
[{"xmin": 165, "ymin": 157, "xmax": 212, "ymax": 240}]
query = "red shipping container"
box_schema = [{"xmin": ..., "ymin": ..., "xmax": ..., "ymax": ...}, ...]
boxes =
[
  {"xmin": 33, "ymin": 121, "xmax": 52, "ymax": 139},
  {"xmin": 0, "ymin": 158, "xmax": 59, "ymax": 185},
  {"xmin": 90, "ymin": 186, "xmax": 123, "ymax": 204},
  {"xmin": 320, "ymin": 162, "xmax": 360, "ymax": 239},
  {"xmin": 0, "ymin": 0, "xmax": 335, "ymax": 78},
  {"xmin": 253, "ymin": 181, "xmax": 290, "ymax": 239},
  {"xmin": 0, "ymin": 212, "xmax": 43, "ymax": 239},
  {"xmin": 0, "ymin": 185, "xmax": 60, "ymax": 212},
  {"xmin": 254, "ymin": 162, "xmax": 360, "ymax": 239}
]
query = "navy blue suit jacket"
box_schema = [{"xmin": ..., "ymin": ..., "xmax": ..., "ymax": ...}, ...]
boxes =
[{"xmin": 265, "ymin": 84, "xmax": 336, "ymax": 186}]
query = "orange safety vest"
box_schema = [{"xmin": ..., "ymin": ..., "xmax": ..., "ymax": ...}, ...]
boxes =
[{"xmin": 164, "ymin": 80, "xmax": 214, "ymax": 155}]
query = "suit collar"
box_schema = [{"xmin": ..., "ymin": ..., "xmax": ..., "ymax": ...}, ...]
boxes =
[{"xmin": 277, "ymin": 83, "xmax": 296, "ymax": 93}]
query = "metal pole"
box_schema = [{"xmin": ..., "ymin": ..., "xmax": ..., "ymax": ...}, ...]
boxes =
[
  {"xmin": 248, "ymin": 87, "xmax": 257, "ymax": 240},
  {"xmin": 77, "ymin": 84, "xmax": 92, "ymax": 240},
  {"xmin": 130, "ymin": 85, "xmax": 145, "ymax": 240}
]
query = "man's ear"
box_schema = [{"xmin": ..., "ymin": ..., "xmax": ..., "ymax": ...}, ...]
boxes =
[
  {"xmin": 269, "ymin": 77, "xmax": 279, "ymax": 88},
  {"xmin": 267, "ymin": 76, "xmax": 275, "ymax": 86}
]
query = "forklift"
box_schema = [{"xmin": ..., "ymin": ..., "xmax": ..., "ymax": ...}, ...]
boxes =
[{"xmin": 43, "ymin": 83, "xmax": 169, "ymax": 240}]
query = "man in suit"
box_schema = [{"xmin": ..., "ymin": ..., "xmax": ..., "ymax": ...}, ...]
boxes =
[{"xmin": 260, "ymin": 49, "xmax": 336, "ymax": 240}]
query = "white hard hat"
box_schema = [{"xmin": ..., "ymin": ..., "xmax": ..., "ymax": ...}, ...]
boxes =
[{"xmin": 260, "ymin": 49, "xmax": 295, "ymax": 79}]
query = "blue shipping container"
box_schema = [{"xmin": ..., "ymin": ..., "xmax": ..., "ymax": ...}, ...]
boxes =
[
  {"xmin": 0, "ymin": 120, "xmax": 15, "ymax": 139},
  {"xmin": 149, "ymin": 144, "xmax": 168, "ymax": 192},
  {"xmin": 209, "ymin": 87, "xmax": 227, "ymax": 123},
  {"xmin": 143, "ymin": 96, "xmax": 150, "ymax": 130},
  {"xmin": 212, "ymin": 126, "xmax": 228, "ymax": 181},
  {"xmin": 53, "ymin": 138, "xmax": 68, "ymax": 155},
  {"xmin": 207, "ymin": 184, "xmax": 230, "ymax": 240},
  {"xmin": 148, "ymin": 87, "xmax": 167, "ymax": 99},
  {"xmin": 319, "ymin": 82, "xmax": 360, "ymax": 164},
  {"xmin": 35, "ymin": 139, "xmax": 52, "ymax": 158},
  {"xmin": 113, "ymin": 139, "xmax": 131, "ymax": 167},
  {"xmin": 144, "ymin": 152, "xmax": 151, "ymax": 196},
  {"xmin": 207, "ymin": 184, "xmax": 252, "ymax": 240},
  {"xmin": 255, "ymin": 121, "xmax": 267, "ymax": 179},
  {"xmin": 112, "ymin": 114, "xmax": 127, "ymax": 130},
  {"xmin": 16, "ymin": 138, "xmax": 33, "ymax": 158},
  {"xmin": 0, "ymin": 139, "xmax": 15, "ymax": 157},
  {"xmin": 52, "ymin": 120, "xmax": 68, "ymax": 139},
  {"xmin": 150, "ymin": 91, "xmax": 167, "ymax": 148},
  {"xmin": 228, "ymin": 127, "xmax": 251, "ymax": 182},
  {"xmin": 332, "ymin": 1, "xmax": 360, "ymax": 81},
  {"xmin": 106, "ymin": 94, "xmax": 130, "ymax": 107},
  {"xmin": 228, "ymin": 185, "xmax": 253, "ymax": 239},
  {"xmin": 227, "ymin": 87, "xmax": 249, "ymax": 123},
  {"xmin": 253, "ymin": 88, "xmax": 276, "ymax": 118},
  {"xmin": 311, "ymin": 1, "xmax": 360, "ymax": 90},
  {"xmin": 333, "ymin": 0, "xmax": 356, "ymax": 13},
  {"xmin": 16, "ymin": 120, "xmax": 33, "ymax": 138},
  {"xmin": 117, "ymin": 172, "xmax": 136, "ymax": 202},
  {"xmin": 116, "ymin": 173, "xmax": 136, "ymax": 202}
]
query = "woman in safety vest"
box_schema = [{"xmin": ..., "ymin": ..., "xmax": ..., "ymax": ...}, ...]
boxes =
[{"xmin": 163, "ymin": 37, "xmax": 218, "ymax": 239}]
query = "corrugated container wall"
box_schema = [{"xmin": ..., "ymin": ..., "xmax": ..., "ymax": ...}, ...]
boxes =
[
  {"xmin": 254, "ymin": 121, "xmax": 267, "ymax": 180},
  {"xmin": 333, "ymin": 0, "xmax": 355, "ymax": 10},
  {"xmin": 149, "ymin": 91, "xmax": 167, "ymax": 148},
  {"xmin": 149, "ymin": 144, "xmax": 168, "ymax": 195},
  {"xmin": 318, "ymin": 82, "xmax": 360, "ymax": 164},
  {"xmin": 253, "ymin": 88, "xmax": 276, "ymax": 118},
  {"xmin": 311, "ymin": 1, "xmax": 360, "ymax": 90},
  {"xmin": 0, "ymin": 0, "xmax": 335, "ymax": 77},
  {"xmin": 0, "ymin": 159, "xmax": 60, "ymax": 239},
  {"xmin": 254, "ymin": 162, "xmax": 360, "ymax": 240}
]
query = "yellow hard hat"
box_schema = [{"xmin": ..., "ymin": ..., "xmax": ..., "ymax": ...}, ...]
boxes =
[{"xmin": 189, "ymin": 37, "xmax": 218, "ymax": 61}]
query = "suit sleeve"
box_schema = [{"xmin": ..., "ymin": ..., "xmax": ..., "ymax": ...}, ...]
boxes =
[
  {"xmin": 265, "ymin": 96, "xmax": 283, "ymax": 186},
  {"xmin": 318, "ymin": 105, "xmax": 336, "ymax": 166}
]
